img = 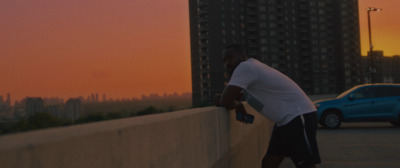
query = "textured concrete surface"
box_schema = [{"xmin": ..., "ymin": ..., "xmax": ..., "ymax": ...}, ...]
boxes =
[
  {"xmin": 281, "ymin": 122, "xmax": 400, "ymax": 168},
  {"xmin": 0, "ymin": 103, "xmax": 273, "ymax": 168}
]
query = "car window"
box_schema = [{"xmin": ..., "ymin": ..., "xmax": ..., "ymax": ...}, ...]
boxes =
[
  {"xmin": 395, "ymin": 87, "xmax": 400, "ymax": 96},
  {"xmin": 383, "ymin": 86, "xmax": 400, "ymax": 97},
  {"xmin": 352, "ymin": 87, "xmax": 376, "ymax": 99},
  {"xmin": 337, "ymin": 85, "xmax": 362, "ymax": 98},
  {"xmin": 375, "ymin": 87, "xmax": 389, "ymax": 97}
]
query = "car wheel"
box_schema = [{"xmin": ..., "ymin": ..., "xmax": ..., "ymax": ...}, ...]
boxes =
[
  {"xmin": 391, "ymin": 114, "xmax": 400, "ymax": 127},
  {"xmin": 390, "ymin": 121, "xmax": 400, "ymax": 127},
  {"xmin": 321, "ymin": 110, "xmax": 342, "ymax": 129}
]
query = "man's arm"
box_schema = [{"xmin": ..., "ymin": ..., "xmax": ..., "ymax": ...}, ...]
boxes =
[
  {"xmin": 214, "ymin": 90, "xmax": 244, "ymax": 107},
  {"xmin": 220, "ymin": 85, "xmax": 249, "ymax": 123},
  {"xmin": 219, "ymin": 85, "xmax": 243, "ymax": 110}
]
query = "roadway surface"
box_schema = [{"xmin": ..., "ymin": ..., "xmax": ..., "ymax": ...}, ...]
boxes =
[{"xmin": 280, "ymin": 122, "xmax": 400, "ymax": 168}]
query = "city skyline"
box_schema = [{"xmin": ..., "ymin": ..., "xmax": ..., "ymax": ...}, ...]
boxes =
[
  {"xmin": 0, "ymin": 92, "xmax": 192, "ymax": 105},
  {"xmin": 1, "ymin": 0, "xmax": 399, "ymax": 102}
]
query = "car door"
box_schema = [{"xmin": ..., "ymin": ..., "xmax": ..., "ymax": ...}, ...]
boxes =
[
  {"xmin": 343, "ymin": 87, "xmax": 377, "ymax": 120},
  {"xmin": 368, "ymin": 86, "xmax": 397, "ymax": 119}
]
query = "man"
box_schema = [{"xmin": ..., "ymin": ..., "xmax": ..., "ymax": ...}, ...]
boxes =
[{"xmin": 219, "ymin": 44, "xmax": 321, "ymax": 168}]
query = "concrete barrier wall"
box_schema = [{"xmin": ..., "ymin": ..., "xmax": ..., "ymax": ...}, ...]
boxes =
[
  {"xmin": 308, "ymin": 94, "xmax": 336, "ymax": 101},
  {"xmin": 0, "ymin": 103, "xmax": 273, "ymax": 168}
]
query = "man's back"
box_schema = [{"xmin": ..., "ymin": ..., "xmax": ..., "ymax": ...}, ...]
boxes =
[{"xmin": 228, "ymin": 58, "xmax": 316, "ymax": 126}]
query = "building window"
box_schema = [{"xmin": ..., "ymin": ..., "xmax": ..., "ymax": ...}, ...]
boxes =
[
  {"xmin": 272, "ymin": 63, "xmax": 278, "ymax": 68},
  {"xmin": 345, "ymin": 79, "xmax": 351, "ymax": 85},
  {"xmin": 260, "ymin": 14, "xmax": 266, "ymax": 20},
  {"xmin": 269, "ymin": 15, "xmax": 276, "ymax": 20},
  {"xmin": 260, "ymin": 22, "xmax": 267, "ymax": 28},
  {"xmin": 314, "ymin": 87, "xmax": 320, "ymax": 93},
  {"xmin": 261, "ymin": 38, "xmax": 267, "ymax": 44},
  {"xmin": 311, "ymin": 24, "xmax": 317, "ymax": 30},
  {"xmin": 259, "ymin": 6, "xmax": 266, "ymax": 12},
  {"xmin": 345, "ymin": 70, "xmax": 351, "ymax": 77}
]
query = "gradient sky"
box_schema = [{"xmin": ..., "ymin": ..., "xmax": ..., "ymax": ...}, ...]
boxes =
[
  {"xmin": 1, "ymin": 0, "xmax": 399, "ymax": 102},
  {"xmin": 359, "ymin": 0, "xmax": 400, "ymax": 56}
]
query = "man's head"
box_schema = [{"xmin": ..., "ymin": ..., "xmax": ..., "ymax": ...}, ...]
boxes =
[{"xmin": 222, "ymin": 44, "xmax": 248, "ymax": 75}]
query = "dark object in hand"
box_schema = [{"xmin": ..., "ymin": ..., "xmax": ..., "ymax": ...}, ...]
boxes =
[{"xmin": 236, "ymin": 111, "xmax": 254, "ymax": 124}]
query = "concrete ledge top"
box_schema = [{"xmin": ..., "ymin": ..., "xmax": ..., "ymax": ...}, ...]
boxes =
[{"xmin": 0, "ymin": 106, "xmax": 223, "ymax": 150}]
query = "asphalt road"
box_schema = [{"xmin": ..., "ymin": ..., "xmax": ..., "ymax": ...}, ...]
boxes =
[{"xmin": 280, "ymin": 122, "xmax": 400, "ymax": 168}]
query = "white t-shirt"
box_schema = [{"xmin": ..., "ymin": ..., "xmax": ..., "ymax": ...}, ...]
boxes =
[{"xmin": 228, "ymin": 58, "xmax": 316, "ymax": 126}]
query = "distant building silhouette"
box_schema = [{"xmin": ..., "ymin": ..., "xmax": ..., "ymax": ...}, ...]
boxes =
[
  {"xmin": 25, "ymin": 97, "xmax": 44, "ymax": 117},
  {"xmin": 46, "ymin": 105, "xmax": 63, "ymax": 118},
  {"xmin": 0, "ymin": 94, "xmax": 13, "ymax": 120},
  {"xmin": 65, "ymin": 98, "xmax": 81, "ymax": 121},
  {"xmin": 78, "ymin": 96, "xmax": 85, "ymax": 103},
  {"xmin": 91, "ymin": 94, "xmax": 95, "ymax": 103},
  {"xmin": 0, "ymin": 93, "xmax": 11, "ymax": 107},
  {"xmin": 43, "ymin": 97, "xmax": 64, "ymax": 106},
  {"xmin": 189, "ymin": 0, "xmax": 362, "ymax": 106},
  {"xmin": 95, "ymin": 93, "xmax": 99, "ymax": 102},
  {"xmin": 390, "ymin": 56, "xmax": 400, "ymax": 82},
  {"xmin": 364, "ymin": 51, "xmax": 384, "ymax": 83},
  {"xmin": 361, "ymin": 51, "xmax": 400, "ymax": 83}
]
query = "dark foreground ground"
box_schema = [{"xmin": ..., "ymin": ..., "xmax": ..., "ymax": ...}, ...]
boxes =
[{"xmin": 280, "ymin": 122, "xmax": 400, "ymax": 168}]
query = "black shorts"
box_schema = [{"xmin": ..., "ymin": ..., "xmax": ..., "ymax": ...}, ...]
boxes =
[{"xmin": 267, "ymin": 112, "xmax": 321, "ymax": 168}]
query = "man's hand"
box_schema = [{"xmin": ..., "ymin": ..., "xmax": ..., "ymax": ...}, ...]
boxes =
[
  {"xmin": 220, "ymin": 85, "xmax": 253, "ymax": 124},
  {"xmin": 235, "ymin": 102, "xmax": 248, "ymax": 123},
  {"xmin": 220, "ymin": 85, "xmax": 243, "ymax": 109}
]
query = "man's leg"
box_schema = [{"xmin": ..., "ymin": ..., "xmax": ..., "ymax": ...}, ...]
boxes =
[
  {"xmin": 263, "ymin": 124, "xmax": 287, "ymax": 168},
  {"xmin": 262, "ymin": 155, "xmax": 284, "ymax": 168},
  {"xmin": 264, "ymin": 113, "xmax": 320, "ymax": 168},
  {"xmin": 288, "ymin": 112, "xmax": 321, "ymax": 168}
]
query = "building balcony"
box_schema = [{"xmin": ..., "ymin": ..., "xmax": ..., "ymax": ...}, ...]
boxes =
[
  {"xmin": 199, "ymin": 35, "xmax": 209, "ymax": 40},
  {"xmin": 197, "ymin": 10, "xmax": 208, "ymax": 15},
  {"xmin": 246, "ymin": 19, "xmax": 257, "ymax": 24},
  {"xmin": 199, "ymin": 44, "xmax": 210, "ymax": 48},
  {"xmin": 198, "ymin": 17, "xmax": 209, "ymax": 23},
  {"xmin": 197, "ymin": 1, "xmax": 208, "ymax": 7},
  {"xmin": 200, "ymin": 69, "xmax": 211, "ymax": 73},
  {"xmin": 247, "ymin": 27, "xmax": 257, "ymax": 32},
  {"xmin": 199, "ymin": 26, "xmax": 209, "ymax": 32},
  {"xmin": 201, "ymin": 61, "xmax": 209, "ymax": 66},
  {"xmin": 246, "ymin": 3, "xmax": 257, "ymax": 7}
]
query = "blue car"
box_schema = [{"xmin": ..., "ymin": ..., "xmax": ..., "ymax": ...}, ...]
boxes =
[{"xmin": 314, "ymin": 84, "xmax": 400, "ymax": 129}]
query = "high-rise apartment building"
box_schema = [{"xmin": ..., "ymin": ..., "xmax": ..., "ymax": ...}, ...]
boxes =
[{"xmin": 190, "ymin": 0, "xmax": 362, "ymax": 106}]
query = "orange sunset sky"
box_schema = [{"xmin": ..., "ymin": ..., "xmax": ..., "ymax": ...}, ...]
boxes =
[{"xmin": 1, "ymin": 0, "xmax": 400, "ymax": 102}]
